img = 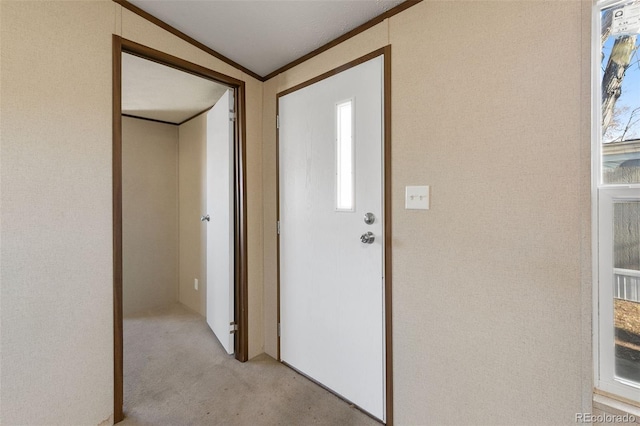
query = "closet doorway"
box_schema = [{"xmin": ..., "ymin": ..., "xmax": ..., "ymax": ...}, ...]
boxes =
[{"xmin": 112, "ymin": 37, "xmax": 248, "ymax": 423}]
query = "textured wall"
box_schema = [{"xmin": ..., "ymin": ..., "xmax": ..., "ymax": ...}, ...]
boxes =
[
  {"xmin": 0, "ymin": 1, "xmax": 264, "ymax": 423},
  {"xmin": 388, "ymin": 3, "xmax": 590, "ymax": 423},
  {"xmin": 244, "ymin": 76, "xmax": 265, "ymax": 358},
  {"xmin": 1, "ymin": 0, "xmax": 595, "ymax": 423},
  {"xmin": 178, "ymin": 114, "xmax": 207, "ymax": 316},
  {"xmin": 122, "ymin": 117, "xmax": 179, "ymax": 316},
  {"xmin": 0, "ymin": 1, "xmax": 116, "ymax": 424},
  {"xmin": 262, "ymin": 1, "xmax": 593, "ymax": 424}
]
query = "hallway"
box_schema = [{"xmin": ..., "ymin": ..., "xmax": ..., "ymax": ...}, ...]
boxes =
[{"xmin": 121, "ymin": 304, "xmax": 379, "ymax": 426}]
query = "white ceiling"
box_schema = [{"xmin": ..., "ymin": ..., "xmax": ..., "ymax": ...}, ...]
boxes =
[
  {"xmin": 122, "ymin": 53, "xmax": 229, "ymax": 124},
  {"xmin": 127, "ymin": 0, "xmax": 406, "ymax": 78}
]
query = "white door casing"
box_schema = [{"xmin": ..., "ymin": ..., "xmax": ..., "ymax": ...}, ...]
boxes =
[
  {"xmin": 278, "ymin": 56, "xmax": 385, "ymax": 420},
  {"xmin": 206, "ymin": 89, "xmax": 235, "ymax": 354}
]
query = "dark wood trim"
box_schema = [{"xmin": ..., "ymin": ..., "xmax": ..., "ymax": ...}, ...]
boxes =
[
  {"xmin": 275, "ymin": 99, "xmax": 281, "ymax": 362},
  {"xmin": 178, "ymin": 105, "xmax": 214, "ymax": 126},
  {"xmin": 123, "ymin": 105, "xmax": 217, "ymax": 126},
  {"xmin": 122, "ymin": 113, "xmax": 178, "ymax": 126},
  {"xmin": 113, "ymin": 0, "xmax": 420, "ymax": 83},
  {"xmin": 263, "ymin": 1, "xmax": 421, "ymax": 81},
  {"xmin": 121, "ymin": 38, "xmax": 243, "ymax": 88},
  {"xmin": 277, "ymin": 46, "xmax": 388, "ymax": 98},
  {"xmin": 234, "ymin": 81, "xmax": 249, "ymax": 362},
  {"xmin": 113, "ymin": 36, "xmax": 249, "ymax": 422},
  {"xmin": 382, "ymin": 44, "xmax": 393, "ymax": 426},
  {"xmin": 275, "ymin": 46, "xmax": 393, "ymax": 425},
  {"xmin": 113, "ymin": 0, "xmax": 263, "ymax": 82},
  {"xmin": 112, "ymin": 34, "xmax": 124, "ymax": 425}
]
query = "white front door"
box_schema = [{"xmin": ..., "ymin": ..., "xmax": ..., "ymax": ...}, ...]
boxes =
[
  {"xmin": 278, "ymin": 56, "xmax": 385, "ymax": 421},
  {"xmin": 205, "ymin": 89, "xmax": 235, "ymax": 354}
]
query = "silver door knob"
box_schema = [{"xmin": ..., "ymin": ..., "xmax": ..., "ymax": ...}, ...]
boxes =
[
  {"xmin": 364, "ymin": 212, "xmax": 375, "ymax": 225},
  {"xmin": 360, "ymin": 231, "xmax": 375, "ymax": 244},
  {"xmin": 201, "ymin": 215, "xmax": 210, "ymax": 222}
]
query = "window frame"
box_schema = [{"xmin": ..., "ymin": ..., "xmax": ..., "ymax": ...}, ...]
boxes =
[{"xmin": 593, "ymin": 0, "xmax": 640, "ymax": 404}]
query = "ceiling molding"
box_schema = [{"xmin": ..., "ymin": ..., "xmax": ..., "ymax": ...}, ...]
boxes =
[
  {"xmin": 262, "ymin": 0, "xmax": 421, "ymax": 81},
  {"xmin": 114, "ymin": 0, "xmax": 264, "ymax": 81},
  {"xmin": 121, "ymin": 37, "xmax": 245, "ymax": 87},
  {"xmin": 122, "ymin": 113, "xmax": 179, "ymax": 126},
  {"xmin": 178, "ymin": 106, "xmax": 214, "ymax": 126},
  {"xmin": 122, "ymin": 51, "xmax": 229, "ymax": 124},
  {"xmin": 121, "ymin": 106, "xmax": 214, "ymax": 126},
  {"xmin": 112, "ymin": 0, "xmax": 423, "ymax": 82}
]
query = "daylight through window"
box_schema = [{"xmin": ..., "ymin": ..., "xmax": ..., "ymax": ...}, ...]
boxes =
[
  {"xmin": 595, "ymin": 0, "xmax": 640, "ymax": 404},
  {"xmin": 336, "ymin": 100, "xmax": 354, "ymax": 211}
]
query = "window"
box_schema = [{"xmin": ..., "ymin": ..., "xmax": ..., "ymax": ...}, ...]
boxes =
[
  {"xmin": 336, "ymin": 99, "xmax": 354, "ymax": 211},
  {"xmin": 595, "ymin": 0, "xmax": 640, "ymax": 403}
]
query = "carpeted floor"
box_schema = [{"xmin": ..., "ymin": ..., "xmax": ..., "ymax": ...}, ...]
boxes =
[{"xmin": 121, "ymin": 303, "xmax": 380, "ymax": 426}]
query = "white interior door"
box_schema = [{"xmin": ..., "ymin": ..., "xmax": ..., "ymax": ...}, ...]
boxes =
[
  {"xmin": 279, "ymin": 56, "xmax": 385, "ymax": 421},
  {"xmin": 206, "ymin": 89, "xmax": 235, "ymax": 354}
]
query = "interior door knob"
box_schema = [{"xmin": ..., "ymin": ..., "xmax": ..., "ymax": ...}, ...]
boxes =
[
  {"xmin": 201, "ymin": 215, "xmax": 210, "ymax": 222},
  {"xmin": 360, "ymin": 231, "xmax": 375, "ymax": 244}
]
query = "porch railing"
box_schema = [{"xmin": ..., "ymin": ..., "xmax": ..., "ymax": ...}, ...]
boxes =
[{"xmin": 615, "ymin": 268, "xmax": 640, "ymax": 303}]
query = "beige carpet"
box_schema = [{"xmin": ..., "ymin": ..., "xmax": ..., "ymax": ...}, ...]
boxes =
[{"xmin": 121, "ymin": 303, "xmax": 380, "ymax": 426}]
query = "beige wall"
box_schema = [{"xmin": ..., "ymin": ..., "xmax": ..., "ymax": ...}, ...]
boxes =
[
  {"xmin": 122, "ymin": 117, "xmax": 179, "ymax": 316},
  {"xmin": 0, "ymin": 1, "xmax": 264, "ymax": 424},
  {"xmin": 178, "ymin": 114, "xmax": 207, "ymax": 315},
  {"xmin": 0, "ymin": 0, "xmax": 597, "ymax": 423},
  {"xmin": 0, "ymin": 2, "xmax": 116, "ymax": 424},
  {"xmin": 245, "ymin": 75, "xmax": 265, "ymax": 358},
  {"xmin": 263, "ymin": 1, "xmax": 593, "ymax": 424}
]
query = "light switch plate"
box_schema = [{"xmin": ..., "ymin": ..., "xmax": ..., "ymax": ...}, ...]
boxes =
[{"xmin": 405, "ymin": 186, "xmax": 429, "ymax": 210}]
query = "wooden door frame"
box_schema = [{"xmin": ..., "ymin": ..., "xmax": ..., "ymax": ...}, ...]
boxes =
[
  {"xmin": 275, "ymin": 45, "xmax": 393, "ymax": 425},
  {"xmin": 112, "ymin": 35, "xmax": 249, "ymax": 423}
]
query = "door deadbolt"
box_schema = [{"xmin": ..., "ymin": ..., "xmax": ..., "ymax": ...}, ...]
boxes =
[
  {"xmin": 364, "ymin": 212, "xmax": 375, "ymax": 225},
  {"xmin": 360, "ymin": 231, "xmax": 375, "ymax": 244}
]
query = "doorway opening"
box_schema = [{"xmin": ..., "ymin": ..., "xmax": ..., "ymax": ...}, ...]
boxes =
[{"xmin": 112, "ymin": 36, "xmax": 248, "ymax": 423}]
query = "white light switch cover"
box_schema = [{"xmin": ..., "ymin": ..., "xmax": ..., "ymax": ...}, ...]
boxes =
[{"xmin": 405, "ymin": 186, "xmax": 429, "ymax": 210}]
